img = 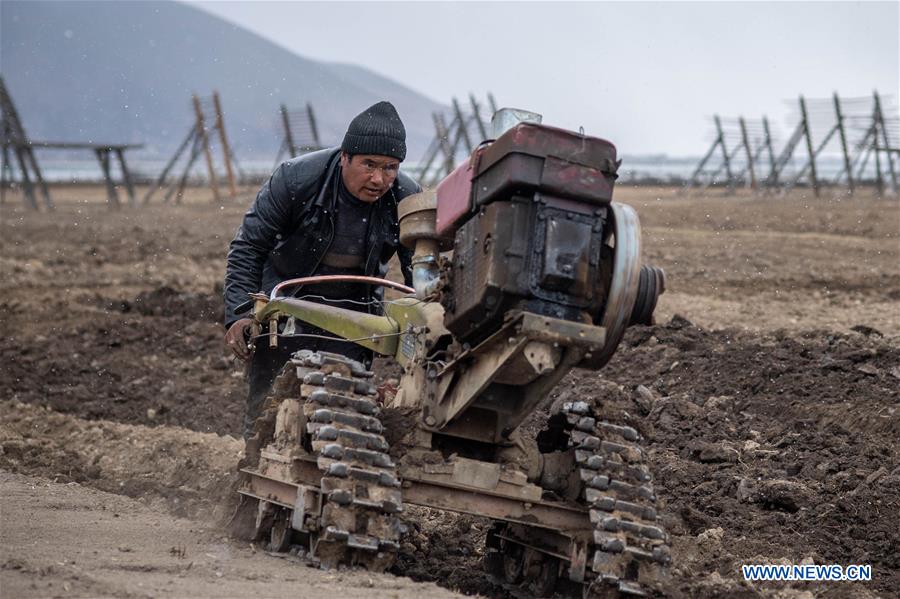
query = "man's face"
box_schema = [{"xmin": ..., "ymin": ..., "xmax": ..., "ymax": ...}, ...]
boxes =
[{"xmin": 340, "ymin": 153, "xmax": 400, "ymax": 203}]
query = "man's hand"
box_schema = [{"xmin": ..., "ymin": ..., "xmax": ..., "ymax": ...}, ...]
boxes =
[{"xmin": 225, "ymin": 318, "xmax": 256, "ymax": 361}]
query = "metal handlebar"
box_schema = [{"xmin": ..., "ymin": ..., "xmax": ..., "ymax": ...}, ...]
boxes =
[{"xmin": 269, "ymin": 275, "xmax": 415, "ymax": 299}]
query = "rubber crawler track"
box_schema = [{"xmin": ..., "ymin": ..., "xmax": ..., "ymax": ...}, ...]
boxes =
[
  {"xmin": 292, "ymin": 350, "xmax": 404, "ymax": 572},
  {"xmin": 483, "ymin": 400, "xmax": 671, "ymax": 597},
  {"xmin": 560, "ymin": 399, "xmax": 671, "ymax": 597}
]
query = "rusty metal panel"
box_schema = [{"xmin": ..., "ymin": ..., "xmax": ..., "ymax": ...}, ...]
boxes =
[
  {"xmin": 426, "ymin": 311, "xmax": 603, "ymax": 440},
  {"xmin": 569, "ymin": 540, "xmax": 588, "ymax": 582},
  {"xmin": 401, "ymin": 474, "xmax": 589, "ymax": 533},
  {"xmin": 539, "ymin": 213, "xmax": 595, "ymax": 297},
  {"xmin": 291, "ymin": 485, "xmax": 319, "ymax": 531},
  {"xmin": 443, "ymin": 197, "xmax": 607, "ymax": 344},
  {"xmin": 473, "ymin": 122, "xmax": 617, "ymax": 207},
  {"xmin": 242, "ymin": 464, "xmax": 588, "ymax": 536},
  {"xmin": 431, "ymin": 330, "xmax": 528, "ymax": 429},
  {"xmin": 442, "ymin": 200, "xmax": 531, "ymax": 341},
  {"xmin": 435, "ymin": 152, "xmax": 479, "ymax": 238},
  {"xmin": 451, "ymin": 457, "xmax": 501, "ymax": 489},
  {"xmin": 541, "ymin": 155, "xmax": 614, "ymax": 204},
  {"xmin": 239, "ymin": 470, "xmax": 299, "ymax": 509},
  {"xmin": 528, "ymin": 201, "xmax": 606, "ymax": 312},
  {"xmin": 518, "ymin": 312, "xmax": 606, "ymax": 348}
]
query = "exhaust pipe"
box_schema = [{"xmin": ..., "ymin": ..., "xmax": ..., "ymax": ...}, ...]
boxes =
[
  {"xmin": 411, "ymin": 238, "xmax": 441, "ymax": 299},
  {"xmin": 397, "ymin": 191, "xmax": 453, "ymax": 300}
]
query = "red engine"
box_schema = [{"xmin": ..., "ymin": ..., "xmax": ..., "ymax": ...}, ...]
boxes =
[{"xmin": 434, "ymin": 122, "xmax": 622, "ymax": 344}]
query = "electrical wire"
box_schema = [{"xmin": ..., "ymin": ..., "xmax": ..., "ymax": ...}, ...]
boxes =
[{"xmin": 249, "ymin": 331, "xmax": 406, "ymax": 344}]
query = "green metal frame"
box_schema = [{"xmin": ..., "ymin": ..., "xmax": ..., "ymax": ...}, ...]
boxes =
[{"xmin": 254, "ymin": 296, "xmax": 427, "ymax": 361}]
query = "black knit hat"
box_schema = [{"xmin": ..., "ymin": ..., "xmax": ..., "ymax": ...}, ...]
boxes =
[{"xmin": 341, "ymin": 101, "xmax": 407, "ymax": 162}]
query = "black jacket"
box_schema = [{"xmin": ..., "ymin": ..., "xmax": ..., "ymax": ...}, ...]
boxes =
[{"xmin": 224, "ymin": 148, "xmax": 419, "ymax": 327}]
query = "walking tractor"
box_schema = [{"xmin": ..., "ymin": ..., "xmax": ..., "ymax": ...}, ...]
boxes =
[{"xmin": 232, "ymin": 109, "xmax": 670, "ymax": 597}]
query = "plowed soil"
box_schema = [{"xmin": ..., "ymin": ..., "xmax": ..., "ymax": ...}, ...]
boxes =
[{"xmin": 1, "ymin": 185, "xmax": 897, "ymax": 598}]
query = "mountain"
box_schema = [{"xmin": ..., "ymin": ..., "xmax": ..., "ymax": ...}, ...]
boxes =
[{"xmin": 0, "ymin": 0, "xmax": 444, "ymax": 162}]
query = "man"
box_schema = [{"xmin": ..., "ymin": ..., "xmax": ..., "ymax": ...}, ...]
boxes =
[{"xmin": 223, "ymin": 101, "xmax": 419, "ymax": 439}]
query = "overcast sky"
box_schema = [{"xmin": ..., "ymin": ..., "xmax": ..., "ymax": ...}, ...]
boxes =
[{"xmin": 191, "ymin": 1, "xmax": 898, "ymax": 155}]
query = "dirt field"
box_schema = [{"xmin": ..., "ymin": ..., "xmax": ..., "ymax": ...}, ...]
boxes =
[{"xmin": 1, "ymin": 184, "xmax": 898, "ymax": 598}]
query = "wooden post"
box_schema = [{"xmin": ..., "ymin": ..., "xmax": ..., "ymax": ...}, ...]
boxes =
[
  {"xmin": 192, "ymin": 93, "xmax": 220, "ymax": 202},
  {"xmin": 688, "ymin": 138, "xmax": 720, "ymax": 188},
  {"xmin": 444, "ymin": 114, "xmax": 461, "ymax": 158},
  {"xmin": 1, "ymin": 77, "xmax": 41, "ymax": 210},
  {"xmin": 95, "ymin": 148, "xmax": 120, "ymax": 208},
  {"xmin": 213, "ymin": 91, "xmax": 237, "ymax": 198},
  {"xmin": 873, "ymin": 91, "xmax": 897, "ymax": 193},
  {"xmin": 711, "ymin": 142, "xmax": 745, "ymax": 192},
  {"xmin": 713, "ymin": 115, "xmax": 733, "ymax": 190},
  {"xmin": 452, "ymin": 98, "xmax": 473, "ymax": 153},
  {"xmin": 280, "ymin": 104, "xmax": 297, "ymax": 157},
  {"xmin": 850, "ymin": 124, "xmax": 874, "ymax": 181},
  {"xmin": 115, "ymin": 148, "xmax": 136, "ymax": 206},
  {"xmin": 144, "ymin": 125, "xmax": 196, "ymax": 204},
  {"xmin": 871, "ymin": 119, "xmax": 885, "ymax": 196},
  {"xmin": 762, "ymin": 117, "xmax": 777, "ymax": 188},
  {"xmin": 739, "ymin": 117, "xmax": 757, "ymax": 190},
  {"xmin": 750, "ymin": 131, "xmax": 768, "ymax": 180},
  {"xmin": 469, "ymin": 94, "xmax": 489, "ymax": 140},
  {"xmin": 306, "ymin": 103, "xmax": 321, "ymax": 149},
  {"xmin": 225, "ymin": 145, "xmax": 246, "ymax": 181},
  {"xmin": 416, "ymin": 136, "xmax": 442, "ymax": 186},
  {"xmin": 12, "ymin": 146, "xmax": 38, "ymax": 210},
  {"xmin": 789, "ymin": 125, "xmax": 838, "ymax": 196},
  {"xmin": 433, "ymin": 112, "xmax": 454, "ymax": 177},
  {"xmin": 0, "ymin": 143, "xmax": 10, "ymax": 207},
  {"xmin": 487, "ymin": 92, "xmax": 498, "ymax": 116},
  {"xmin": 772, "ymin": 123, "xmax": 804, "ymax": 188},
  {"xmin": 798, "ymin": 95, "xmax": 819, "ymax": 198},
  {"xmin": 170, "ymin": 134, "xmax": 203, "ymax": 204},
  {"xmin": 22, "ymin": 147, "xmax": 53, "ymax": 210},
  {"xmin": 832, "ymin": 92, "xmax": 854, "ymax": 194}
]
